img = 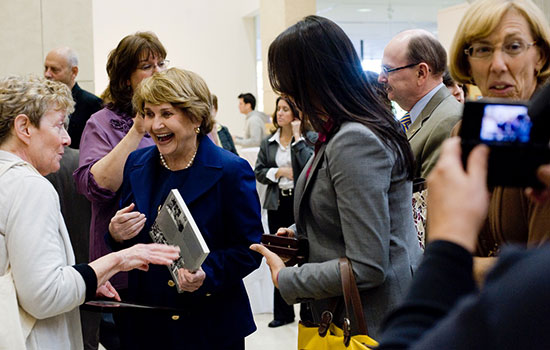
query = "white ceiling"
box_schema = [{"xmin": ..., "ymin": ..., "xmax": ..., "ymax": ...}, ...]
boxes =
[{"xmin": 316, "ymin": 0, "xmax": 466, "ymax": 61}]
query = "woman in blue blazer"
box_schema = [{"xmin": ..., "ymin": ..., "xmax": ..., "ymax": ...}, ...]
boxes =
[{"xmin": 108, "ymin": 68, "xmax": 263, "ymax": 349}]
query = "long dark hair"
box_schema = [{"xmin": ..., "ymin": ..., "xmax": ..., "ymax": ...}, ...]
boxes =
[
  {"xmin": 268, "ymin": 15, "xmax": 414, "ymax": 178},
  {"xmin": 102, "ymin": 32, "xmax": 166, "ymax": 117}
]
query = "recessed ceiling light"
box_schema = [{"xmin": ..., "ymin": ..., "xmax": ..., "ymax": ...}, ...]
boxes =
[{"xmin": 357, "ymin": 8, "xmax": 372, "ymax": 12}]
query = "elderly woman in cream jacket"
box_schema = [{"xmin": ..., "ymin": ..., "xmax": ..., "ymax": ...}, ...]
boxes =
[{"xmin": 0, "ymin": 75, "xmax": 180, "ymax": 350}]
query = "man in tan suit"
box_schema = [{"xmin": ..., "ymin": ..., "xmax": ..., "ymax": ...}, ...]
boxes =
[{"xmin": 379, "ymin": 29, "xmax": 462, "ymax": 178}]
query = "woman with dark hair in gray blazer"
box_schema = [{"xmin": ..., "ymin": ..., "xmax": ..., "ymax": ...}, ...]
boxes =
[
  {"xmin": 251, "ymin": 15, "xmax": 423, "ymax": 338},
  {"xmin": 254, "ymin": 96, "xmax": 314, "ymax": 327}
]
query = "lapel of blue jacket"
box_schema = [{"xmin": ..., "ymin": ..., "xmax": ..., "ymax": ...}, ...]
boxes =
[
  {"xmin": 406, "ymin": 86, "xmax": 451, "ymax": 140},
  {"xmin": 128, "ymin": 137, "xmax": 224, "ymax": 212},
  {"xmin": 294, "ymin": 142, "xmax": 327, "ymax": 226}
]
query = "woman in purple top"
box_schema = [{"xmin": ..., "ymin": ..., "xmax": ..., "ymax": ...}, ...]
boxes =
[{"xmin": 74, "ymin": 32, "xmax": 168, "ymax": 290}]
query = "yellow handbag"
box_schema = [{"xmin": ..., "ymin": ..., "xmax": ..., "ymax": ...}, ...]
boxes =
[{"xmin": 297, "ymin": 258, "xmax": 378, "ymax": 350}]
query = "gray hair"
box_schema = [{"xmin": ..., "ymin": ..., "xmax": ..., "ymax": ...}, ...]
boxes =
[
  {"xmin": 51, "ymin": 47, "xmax": 79, "ymax": 68},
  {"xmin": 0, "ymin": 75, "xmax": 75, "ymax": 145},
  {"xmin": 65, "ymin": 48, "xmax": 78, "ymax": 68}
]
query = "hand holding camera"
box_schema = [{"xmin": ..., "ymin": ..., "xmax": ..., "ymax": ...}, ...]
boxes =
[{"xmin": 460, "ymin": 85, "xmax": 550, "ymax": 188}]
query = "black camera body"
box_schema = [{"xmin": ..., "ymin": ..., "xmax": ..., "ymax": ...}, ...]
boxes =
[{"xmin": 460, "ymin": 97, "xmax": 550, "ymax": 188}]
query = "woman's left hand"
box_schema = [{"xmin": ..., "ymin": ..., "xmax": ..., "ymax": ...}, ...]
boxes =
[
  {"xmin": 96, "ymin": 281, "xmax": 121, "ymax": 301},
  {"xmin": 176, "ymin": 267, "xmax": 206, "ymax": 292},
  {"xmin": 250, "ymin": 244, "xmax": 285, "ymax": 288}
]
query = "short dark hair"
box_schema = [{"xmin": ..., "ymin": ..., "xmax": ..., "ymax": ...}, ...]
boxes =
[
  {"xmin": 443, "ymin": 67, "xmax": 469, "ymax": 98},
  {"xmin": 103, "ymin": 31, "xmax": 167, "ymax": 116},
  {"xmin": 406, "ymin": 33, "xmax": 447, "ymax": 77},
  {"xmin": 442, "ymin": 68, "xmax": 454, "ymax": 87},
  {"xmin": 238, "ymin": 93, "xmax": 256, "ymax": 110},
  {"xmin": 268, "ymin": 15, "xmax": 414, "ymax": 178}
]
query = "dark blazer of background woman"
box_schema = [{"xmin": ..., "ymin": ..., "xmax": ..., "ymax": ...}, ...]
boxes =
[{"xmin": 254, "ymin": 132, "xmax": 315, "ymax": 210}]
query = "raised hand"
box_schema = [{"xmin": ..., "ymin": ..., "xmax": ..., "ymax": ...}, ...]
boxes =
[
  {"xmin": 132, "ymin": 112, "xmax": 147, "ymax": 135},
  {"xmin": 291, "ymin": 119, "xmax": 302, "ymax": 140},
  {"xmin": 109, "ymin": 203, "xmax": 146, "ymax": 242}
]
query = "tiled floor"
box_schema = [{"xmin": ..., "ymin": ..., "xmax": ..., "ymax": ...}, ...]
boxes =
[{"xmin": 245, "ymin": 308, "xmax": 299, "ymax": 349}]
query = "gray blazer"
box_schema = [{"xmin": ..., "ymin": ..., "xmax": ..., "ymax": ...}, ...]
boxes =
[
  {"xmin": 254, "ymin": 132, "xmax": 315, "ymax": 210},
  {"xmin": 407, "ymin": 86, "xmax": 462, "ymax": 179},
  {"xmin": 277, "ymin": 122, "xmax": 423, "ymax": 338}
]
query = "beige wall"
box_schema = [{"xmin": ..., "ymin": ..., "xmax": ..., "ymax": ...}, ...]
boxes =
[
  {"xmin": 92, "ymin": 0, "xmax": 259, "ymax": 137},
  {"xmin": 533, "ymin": 0, "xmax": 550, "ymax": 21},
  {"xmin": 259, "ymin": 0, "xmax": 316, "ymax": 116},
  {"xmin": 0, "ymin": 0, "xmax": 96, "ymax": 92},
  {"xmin": 437, "ymin": 3, "xmax": 470, "ymax": 57}
]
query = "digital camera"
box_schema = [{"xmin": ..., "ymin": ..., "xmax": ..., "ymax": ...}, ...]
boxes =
[{"xmin": 460, "ymin": 96, "xmax": 550, "ymax": 188}]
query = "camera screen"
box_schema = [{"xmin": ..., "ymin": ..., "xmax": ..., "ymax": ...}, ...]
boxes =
[{"xmin": 480, "ymin": 104, "xmax": 531, "ymax": 143}]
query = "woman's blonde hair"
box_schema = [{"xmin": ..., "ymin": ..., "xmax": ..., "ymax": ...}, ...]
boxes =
[
  {"xmin": 449, "ymin": 0, "xmax": 550, "ymax": 85},
  {"xmin": 0, "ymin": 75, "xmax": 74, "ymax": 145},
  {"xmin": 133, "ymin": 67, "xmax": 213, "ymax": 135}
]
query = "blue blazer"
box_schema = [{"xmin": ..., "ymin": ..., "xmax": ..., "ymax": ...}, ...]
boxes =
[{"xmin": 115, "ymin": 137, "xmax": 263, "ymax": 348}]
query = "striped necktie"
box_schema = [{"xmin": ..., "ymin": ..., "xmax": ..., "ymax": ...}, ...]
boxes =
[{"xmin": 399, "ymin": 112, "xmax": 411, "ymax": 132}]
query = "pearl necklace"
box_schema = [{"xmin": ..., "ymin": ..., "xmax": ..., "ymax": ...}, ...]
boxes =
[{"xmin": 159, "ymin": 148, "xmax": 197, "ymax": 171}]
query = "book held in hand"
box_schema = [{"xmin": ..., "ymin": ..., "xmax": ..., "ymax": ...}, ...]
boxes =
[{"xmin": 149, "ymin": 189, "xmax": 209, "ymax": 293}]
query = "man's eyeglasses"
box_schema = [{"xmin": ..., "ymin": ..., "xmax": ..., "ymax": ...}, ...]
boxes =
[
  {"xmin": 138, "ymin": 60, "xmax": 170, "ymax": 72},
  {"xmin": 381, "ymin": 62, "xmax": 421, "ymax": 75},
  {"xmin": 464, "ymin": 40, "xmax": 537, "ymax": 59}
]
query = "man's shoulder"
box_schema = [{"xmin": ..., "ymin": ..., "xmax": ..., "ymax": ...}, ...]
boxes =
[
  {"xmin": 251, "ymin": 110, "xmax": 270, "ymax": 123},
  {"xmin": 78, "ymin": 88, "xmax": 102, "ymax": 105},
  {"xmin": 249, "ymin": 112, "xmax": 267, "ymax": 124},
  {"xmin": 432, "ymin": 96, "xmax": 462, "ymax": 124},
  {"xmin": 421, "ymin": 88, "xmax": 462, "ymax": 124},
  {"xmin": 73, "ymin": 84, "xmax": 102, "ymax": 105}
]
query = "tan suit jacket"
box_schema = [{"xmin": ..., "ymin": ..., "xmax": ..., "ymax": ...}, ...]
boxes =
[{"xmin": 407, "ymin": 87, "xmax": 462, "ymax": 178}]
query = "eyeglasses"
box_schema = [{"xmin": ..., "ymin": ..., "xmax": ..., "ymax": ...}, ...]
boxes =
[
  {"xmin": 137, "ymin": 59, "xmax": 170, "ymax": 72},
  {"xmin": 381, "ymin": 62, "xmax": 421, "ymax": 75},
  {"xmin": 464, "ymin": 40, "xmax": 537, "ymax": 59}
]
